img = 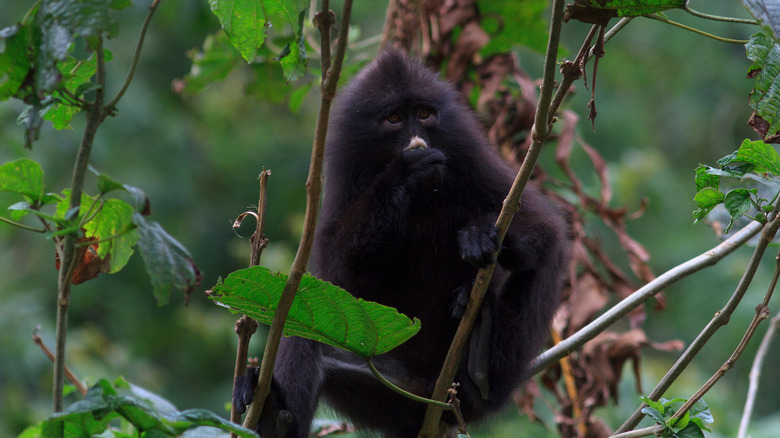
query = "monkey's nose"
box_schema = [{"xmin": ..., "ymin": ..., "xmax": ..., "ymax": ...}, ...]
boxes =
[{"xmin": 403, "ymin": 136, "xmax": 428, "ymax": 151}]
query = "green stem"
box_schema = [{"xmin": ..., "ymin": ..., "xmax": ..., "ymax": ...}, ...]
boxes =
[
  {"xmin": 0, "ymin": 215, "xmax": 46, "ymax": 232},
  {"xmin": 53, "ymin": 34, "xmax": 107, "ymax": 414},
  {"xmin": 684, "ymin": 5, "xmax": 757, "ymax": 25},
  {"xmin": 644, "ymin": 14, "xmax": 748, "ymax": 44},
  {"xmin": 106, "ymin": 0, "xmax": 159, "ymax": 109},
  {"xmin": 366, "ymin": 360, "xmax": 451, "ymax": 409}
]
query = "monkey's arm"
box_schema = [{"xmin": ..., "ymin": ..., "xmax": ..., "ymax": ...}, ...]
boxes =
[{"xmin": 323, "ymin": 149, "xmax": 446, "ymax": 257}]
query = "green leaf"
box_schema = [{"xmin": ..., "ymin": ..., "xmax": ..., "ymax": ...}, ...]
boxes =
[
  {"xmin": 36, "ymin": 378, "xmax": 259, "ymax": 437},
  {"xmin": 565, "ymin": 0, "xmax": 686, "ymax": 24},
  {"xmin": 695, "ymin": 165, "xmax": 720, "ymax": 192},
  {"xmin": 209, "ymin": 266, "xmax": 422, "ymax": 358},
  {"xmin": 724, "ymin": 188, "xmax": 756, "ymax": 217},
  {"xmin": 639, "ymin": 395, "xmax": 665, "ymax": 413},
  {"xmin": 746, "ymin": 33, "xmax": 780, "ymax": 139},
  {"xmin": 0, "ymin": 23, "xmax": 33, "ymax": 101},
  {"xmin": 209, "ymin": 0, "xmax": 268, "ymax": 62},
  {"xmin": 36, "ymin": 0, "xmax": 119, "ymax": 93},
  {"xmin": 480, "ymin": 0, "xmax": 549, "ymax": 54},
  {"xmin": 693, "ymin": 187, "xmax": 725, "ymax": 211},
  {"xmin": 277, "ymin": 8, "xmax": 307, "ymax": 83},
  {"xmin": 744, "ymin": 0, "xmax": 780, "ymax": 42},
  {"xmin": 668, "ymin": 410, "xmax": 690, "ymax": 433},
  {"xmin": 0, "ymin": 158, "xmax": 45, "ymax": 201},
  {"xmin": 675, "ymin": 422, "xmax": 705, "ymax": 438},
  {"xmin": 179, "ymin": 31, "xmax": 242, "ymax": 95},
  {"xmin": 721, "ymin": 139, "xmax": 780, "ymax": 175},
  {"xmin": 85, "ymin": 198, "xmax": 138, "ymax": 273},
  {"xmin": 641, "ymin": 406, "xmax": 667, "ymax": 427},
  {"xmin": 133, "ymin": 213, "xmax": 202, "ymax": 305}
]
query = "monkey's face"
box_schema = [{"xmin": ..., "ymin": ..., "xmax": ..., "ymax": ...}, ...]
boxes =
[{"xmin": 381, "ymin": 105, "xmax": 438, "ymax": 154}]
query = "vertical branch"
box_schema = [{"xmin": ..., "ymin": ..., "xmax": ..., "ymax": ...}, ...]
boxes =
[
  {"xmin": 241, "ymin": 1, "xmax": 353, "ymax": 431},
  {"xmin": 53, "ymin": 34, "xmax": 108, "ymax": 413},
  {"xmin": 229, "ymin": 169, "xmax": 270, "ymax": 433},
  {"xmin": 418, "ymin": 0, "xmax": 567, "ymax": 436}
]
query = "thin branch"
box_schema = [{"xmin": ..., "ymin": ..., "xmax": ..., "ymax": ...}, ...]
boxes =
[
  {"xmin": 33, "ymin": 329, "xmax": 86, "ymax": 397},
  {"xmin": 669, "ymin": 252, "xmax": 780, "ymax": 424},
  {"xmin": 683, "ymin": 5, "xmax": 757, "ymax": 25},
  {"xmin": 616, "ymin": 198, "xmax": 780, "ymax": 433},
  {"xmin": 739, "ymin": 309, "xmax": 780, "ymax": 438},
  {"xmin": 643, "ymin": 14, "xmax": 748, "ymax": 44},
  {"xmin": 610, "ymin": 425, "xmax": 664, "ymax": 438},
  {"xmin": 241, "ymin": 1, "xmax": 353, "ymax": 431},
  {"xmin": 229, "ymin": 170, "xmax": 269, "ymax": 435},
  {"xmin": 418, "ymin": 1, "xmax": 567, "ymax": 436},
  {"xmin": 530, "ymin": 220, "xmax": 763, "ymax": 376},
  {"xmin": 366, "ymin": 360, "xmax": 451, "ymax": 409},
  {"xmin": 53, "ymin": 34, "xmax": 108, "ymax": 414},
  {"xmin": 0, "ymin": 215, "xmax": 46, "ymax": 232},
  {"xmin": 106, "ymin": 0, "xmax": 160, "ymax": 109}
]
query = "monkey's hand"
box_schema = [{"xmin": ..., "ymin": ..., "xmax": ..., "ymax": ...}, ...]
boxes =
[
  {"xmin": 233, "ymin": 367, "xmax": 295, "ymax": 437},
  {"xmin": 399, "ymin": 147, "xmax": 446, "ymax": 189},
  {"xmin": 457, "ymin": 221, "xmax": 499, "ymax": 268},
  {"xmin": 233, "ymin": 366, "xmax": 259, "ymax": 414}
]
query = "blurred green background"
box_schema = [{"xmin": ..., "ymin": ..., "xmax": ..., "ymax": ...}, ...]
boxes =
[{"xmin": 1, "ymin": 1, "xmax": 778, "ymax": 436}]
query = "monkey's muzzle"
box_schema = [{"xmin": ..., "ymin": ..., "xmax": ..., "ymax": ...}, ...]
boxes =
[{"xmin": 403, "ymin": 136, "xmax": 428, "ymax": 151}]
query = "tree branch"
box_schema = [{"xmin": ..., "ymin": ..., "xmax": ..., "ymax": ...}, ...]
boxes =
[
  {"xmin": 53, "ymin": 34, "xmax": 108, "ymax": 414},
  {"xmin": 418, "ymin": 1, "xmax": 566, "ymax": 435},
  {"xmin": 616, "ymin": 198, "xmax": 780, "ymax": 433},
  {"xmin": 530, "ymin": 220, "xmax": 763, "ymax": 376},
  {"xmin": 242, "ymin": 1, "xmax": 353, "ymax": 430}
]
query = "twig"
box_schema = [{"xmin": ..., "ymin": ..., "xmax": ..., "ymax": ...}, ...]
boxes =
[
  {"xmin": 229, "ymin": 169, "xmax": 269, "ymax": 435},
  {"xmin": 0, "ymin": 215, "xmax": 46, "ymax": 232},
  {"xmin": 643, "ymin": 14, "xmax": 748, "ymax": 44},
  {"xmin": 418, "ymin": 1, "xmax": 567, "ymax": 436},
  {"xmin": 241, "ymin": 1, "xmax": 353, "ymax": 430},
  {"xmin": 610, "ymin": 425, "xmax": 663, "ymax": 438},
  {"xmin": 366, "ymin": 360, "xmax": 450, "ymax": 409},
  {"xmin": 616, "ymin": 198, "xmax": 780, "ymax": 434},
  {"xmin": 33, "ymin": 328, "xmax": 86, "ymax": 397},
  {"xmin": 738, "ymin": 309, "xmax": 780, "ymax": 438},
  {"xmin": 683, "ymin": 5, "xmax": 757, "ymax": 25},
  {"xmin": 669, "ymin": 252, "xmax": 780, "ymax": 424},
  {"xmin": 106, "ymin": 0, "xmax": 160, "ymax": 109},
  {"xmin": 530, "ymin": 220, "xmax": 763, "ymax": 376}
]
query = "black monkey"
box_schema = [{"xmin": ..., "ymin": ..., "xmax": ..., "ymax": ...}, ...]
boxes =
[{"xmin": 235, "ymin": 50, "xmax": 569, "ymax": 437}]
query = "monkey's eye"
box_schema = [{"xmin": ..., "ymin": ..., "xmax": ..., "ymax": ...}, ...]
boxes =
[
  {"xmin": 384, "ymin": 113, "xmax": 402, "ymax": 128},
  {"xmin": 418, "ymin": 108, "xmax": 432, "ymax": 120}
]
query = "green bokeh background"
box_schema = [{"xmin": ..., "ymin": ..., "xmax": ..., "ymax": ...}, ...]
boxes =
[{"xmin": 1, "ymin": 1, "xmax": 778, "ymax": 436}]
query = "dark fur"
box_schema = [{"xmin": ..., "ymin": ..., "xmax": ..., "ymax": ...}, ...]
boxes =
[{"xmin": 236, "ymin": 50, "xmax": 569, "ymax": 437}]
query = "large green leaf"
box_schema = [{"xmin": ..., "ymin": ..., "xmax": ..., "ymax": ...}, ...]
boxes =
[
  {"xmin": 0, "ymin": 158, "xmax": 45, "ymax": 201},
  {"xmin": 565, "ymin": 0, "xmax": 686, "ymax": 24},
  {"xmin": 36, "ymin": 0, "xmax": 118, "ymax": 93},
  {"xmin": 133, "ymin": 213, "xmax": 202, "ymax": 305},
  {"xmin": 209, "ymin": 0, "xmax": 268, "ymax": 62},
  {"xmin": 209, "ymin": 266, "xmax": 421, "ymax": 358},
  {"xmin": 0, "ymin": 24, "xmax": 32, "ymax": 101},
  {"xmin": 28, "ymin": 378, "xmax": 258, "ymax": 438},
  {"xmin": 746, "ymin": 33, "xmax": 780, "ymax": 140},
  {"xmin": 744, "ymin": 0, "xmax": 780, "ymax": 42},
  {"xmin": 718, "ymin": 139, "xmax": 780, "ymax": 175}
]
